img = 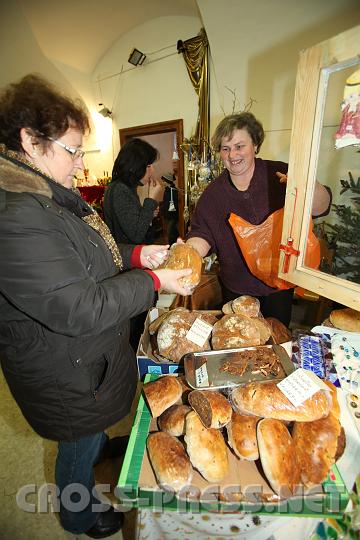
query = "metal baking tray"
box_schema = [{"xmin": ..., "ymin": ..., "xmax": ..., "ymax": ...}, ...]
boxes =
[{"xmin": 183, "ymin": 344, "xmax": 294, "ymax": 390}]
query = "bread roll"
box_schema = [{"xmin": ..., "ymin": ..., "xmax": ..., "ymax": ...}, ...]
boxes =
[
  {"xmin": 158, "ymin": 404, "xmax": 191, "ymax": 436},
  {"xmin": 226, "ymin": 412, "xmax": 259, "ymax": 460},
  {"xmin": 157, "ymin": 310, "xmax": 216, "ymax": 362},
  {"xmin": 143, "ymin": 375, "xmax": 182, "ymax": 418},
  {"xmin": 147, "ymin": 432, "xmax": 193, "ymax": 492},
  {"xmin": 329, "ymin": 308, "xmax": 360, "ymax": 332},
  {"xmin": 222, "ymin": 300, "xmax": 234, "ymax": 315},
  {"xmin": 148, "ymin": 307, "xmax": 187, "ymax": 335},
  {"xmin": 265, "ymin": 317, "xmax": 292, "ymax": 344},
  {"xmin": 257, "ymin": 418, "xmax": 300, "ymax": 497},
  {"xmin": 212, "ymin": 314, "xmax": 261, "ymax": 350},
  {"xmin": 188, "ymin": 390, "xmax": 232, "ymax": 429},
  {"xmin": 232, "ymin": 296, "xmax": 261, "ymax": 318},
  {"xmin": 185, "ymin": 411, "xmax": 229, "ymax": 482},
  {"xmin": 292, "ymin": 381, "xmax": 344, "ymax": 487},
  {"xmin": 231, "ymin": 381, "xmax": 331, "ymax": 422},
  {"xmin": 163, "ymin": 243, "xmax": 202, "ymax": 289}
]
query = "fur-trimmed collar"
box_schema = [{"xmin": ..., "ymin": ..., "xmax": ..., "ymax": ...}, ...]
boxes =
[{"xmin": 0, "ymin": 145, "xmax": 53, "ymax": 198}]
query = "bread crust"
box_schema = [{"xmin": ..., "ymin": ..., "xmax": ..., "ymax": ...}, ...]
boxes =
[
  {"xmin": 212, "ymin": 314, "xmax": 261, "ymax": 350},
  {"xmin": 232, "ymin": 296, "xmax": 260, "ymax": 317},
  {"xmin": 226, "ymin": 412, "xmax": 259, "ymax": 460},
  {"xmin": 143, "ymin": 376, "xmax": 182, "ymax": 418},
  {"xmin": 147, "ymin": 431, "xmax": 193, "ymax": 492},
  {"xmin": 164, "ymin": 243, "xmax": 202, "ymax": 289},
  {"xmin": 265, "ymin": 317, "xmax": 292, "ymax": 344},
  {"xmin": 292, "ymin": 381, "xmax": 344, "ymax": 487},
  {"xmin": 184, "ymin": 410, "xmax": 229, "ymax": 482},
  {"xmin": 329, "ymin": 308, "xmax": 360, "ymax": 332},
  {"xmin": 257, "ymin": 418, "xmax": 300, "ymax": 496},
  {"xmin": 158, "ymin": 404, "xmax": 191, "ymax": 436},
  {"xmin": 231, "ymin": 381, "xmax": 331, "ymax": 421},
  {"xmin": 188, "ymin": 390, "xmax": 232, "ymax": 429},
  {"xmin": 157, "ymin": 310, "xmax": 216, "ymax": 362}
]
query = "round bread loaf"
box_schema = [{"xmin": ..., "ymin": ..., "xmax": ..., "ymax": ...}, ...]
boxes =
[
  {"xmin": 329, "ymin": 308, "xmax": 360, "ymax": 332},
  {"xmin": 257, "ymin": 418, "xmax": 300, "ymax": 497},
  {"xmin": 232, "ymin": 296, "xmax": 260, "ymax": 317},
  {"xmin": 250, "ymin": 317, "xmax": 271, "ymax": 345},
  {"xmin": 147, "ymin": 431, "xmax": 193, "ymax": 492},
  {"xmin": 158, "ymin": 404, "xmax": 191, "ymax": 436},
  {"xmin": 188, "ymin": 390, "xmax": 232, "ymax": 429},
  {"xmin": 157, "ymin": 310, "xmax": 216, "ymax": 362},
  {"xmin": 143, "ymin": 375, "xmax": 182, "ymax": 418},
  {"xmin": 163, "ymin": 243, "xmax": 202, "ymax": 289},
  {"xmin": 231, "ymin": 381, "xmax": 331, "ymax": 422},
  {"xmin": 226, "ymin": 412, "xmax": 259, "ymax": 461},
  {"xmin": 212, "ymin": 314, "xmax": 261, "ymax": 350},
  {"xmin": 184, "ymin": 410, "xmax": 229, "ymax": 482},
  {"xmin": 265, "ymin": 317, "xmax": 292, "ymax": 344}
]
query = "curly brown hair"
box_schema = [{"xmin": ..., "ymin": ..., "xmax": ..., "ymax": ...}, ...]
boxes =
[
  {"xmin": 0, "ymin": 74, "xmax": 90, "ymax": 152},
  {"xmin": 211, "ymin": 112, "xmax": 265, "ymax": 154}
]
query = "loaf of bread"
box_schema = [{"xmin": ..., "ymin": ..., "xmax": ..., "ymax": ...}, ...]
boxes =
[
  {"xmin": 232, "ymin": 296, "xmax": 261, "ymax": 317},
  {"xmin": 265, "ymin": 317, "xmax": 292, "ymax": 344},
  {"xmin": 292, "ymin": 381, "xmax": 345, "ymax": 487},
  {"xmin": 226, "ymin": 412, "xmax": 259, "ymax": 460},
  {"xmin": 157, "ymin": 310, "xmax": 217, "ymax": 362},
  {"xmin": 163, "ymin": 243, "xmax": 203, "ymax": 289},
  {"xmin": 143, "ymin": 375, "xmax": 182, "ymax": 418},
  {"xmin": 184, "ymin": 410, "xmax": 229, "ymax": 482},
  {"xmin": 188, "ymin": 390, "xmax": 232, "ymax": 429},
  {"xmin": 212, "ymin": 314, "xmax": 261, "ymax": 350},
  {"xmin": 257, "ymin": 418, "xmax": 300, "ymax": 497},
  {"xmin": 231, "ymin": 381, "xmax": 331, "ymax": 422},
  {"xmin": 250, "ymin": 317, "xmax": 271, "ymax": 344},
  {"xmin": 329, "ymin": 308, "xmax": 360, "ymax": 332},
  {"xmin": 148, "ymin": 307, "xmax": 187, "ymax": 335},
  {"xmin": 147, "ymin": 432, "xmax": 193, "ymax": 492},
  {"xmin": 158, "ymin": 404, "xmax": 191, "ymax": 436}
]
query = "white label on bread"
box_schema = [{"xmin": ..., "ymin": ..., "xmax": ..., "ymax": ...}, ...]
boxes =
[
  {"xmin": 186, "ymin": 318, "xmax": 213, "ymax": 347},
  {"xmin": 195, "ymin": 363, "xmax": 209, "ymax": 387},
  {"xmin": 277, "ymin": 368, "xmax": 329, "ymax": 407}
]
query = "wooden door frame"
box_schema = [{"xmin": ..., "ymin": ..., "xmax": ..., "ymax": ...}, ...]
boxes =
[{"xmin": 119, "ymin": 119, "xmax": 185, "ymax": 238}]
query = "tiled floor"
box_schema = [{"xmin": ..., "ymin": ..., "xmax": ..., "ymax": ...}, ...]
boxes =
[{"xmin": 0, "ymin": 370, "xmax": 139, "ymax": 540}]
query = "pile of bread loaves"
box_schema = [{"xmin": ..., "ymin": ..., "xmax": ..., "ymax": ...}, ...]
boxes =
[
  {"xmin": 143, "ymin": 375, "xmax": 345, "ymax": 499},
  {"xmin": 149, "ymin": 296, "xmax": 292, "ymax": 363}
]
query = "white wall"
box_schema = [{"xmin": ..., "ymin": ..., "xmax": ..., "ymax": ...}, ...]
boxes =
[{"xmin": 198, "ymin": 0, "xmax": 360, "ymax": 161}]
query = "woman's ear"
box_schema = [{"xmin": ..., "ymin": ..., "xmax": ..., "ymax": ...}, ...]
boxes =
[{"xmin": 20, "ymin": 128, "xmax": 38, "ymax": 157}]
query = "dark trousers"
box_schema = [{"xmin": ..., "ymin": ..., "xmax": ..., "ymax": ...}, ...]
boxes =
[
  {"xmin": 221, "ymin": 286, "xmax": 294, "ymax": 327},
  {"xmin": 55, "ymin": 431, "xmax": 109, "ymax": 533}
]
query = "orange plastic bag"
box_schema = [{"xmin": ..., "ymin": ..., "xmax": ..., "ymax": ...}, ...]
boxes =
[{"xmin": 229, "ymin": 208, "xmax": 320, "ymax": 290}]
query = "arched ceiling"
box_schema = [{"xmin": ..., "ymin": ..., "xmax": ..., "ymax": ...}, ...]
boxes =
[{"xmin": 17, "ymin": 0, "xmax": 200, "ymax": 73}]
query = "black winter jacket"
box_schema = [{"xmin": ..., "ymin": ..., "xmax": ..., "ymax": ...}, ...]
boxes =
[{"xmin": 0, "ymin": 148, "xmax": 156, "ymax": 441}]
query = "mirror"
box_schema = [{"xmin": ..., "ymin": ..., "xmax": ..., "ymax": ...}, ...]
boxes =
[
  {"xmin": 119, "ymin": 119, "xmax": 185, "ymax": 241},
  {"xmin": 279, "ymin": 25, "xmax": 360, "ymax": 310}
]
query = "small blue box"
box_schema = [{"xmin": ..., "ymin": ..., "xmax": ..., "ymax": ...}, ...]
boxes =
[{"xmin": 136, "ymin": 356, "xmax": 182, "ymax": 380}]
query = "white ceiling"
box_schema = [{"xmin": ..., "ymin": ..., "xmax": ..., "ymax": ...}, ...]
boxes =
[{"xmin": 17, "ymin": 0, "xmax": 200, "ymax": 73}]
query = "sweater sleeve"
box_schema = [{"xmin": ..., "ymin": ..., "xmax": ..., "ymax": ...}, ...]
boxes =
[{"xmin": 112, "ymin": 183, "xmax": 158, "ymax": 243}]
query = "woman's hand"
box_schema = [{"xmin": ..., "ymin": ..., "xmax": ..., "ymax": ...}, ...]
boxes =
[
  {"xmin": 148, "ymin": 178, "xmax": 165, "ymax": 202},
  {"xmin": 141, "ymin": 244, "xmax": 169, "ymax": 269},
  {"xmin": 152, "ymin": 268, "xmax": 193, "ymax": 296}
]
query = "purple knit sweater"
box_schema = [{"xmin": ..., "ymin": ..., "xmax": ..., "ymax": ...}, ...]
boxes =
[{"xmin": 187, "ymin": 158, "xmax": 288, "ymax": 296}]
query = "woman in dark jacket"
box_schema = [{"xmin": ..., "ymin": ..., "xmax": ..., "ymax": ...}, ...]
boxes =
[
  {"xmin": 103, "ymin": 137, "xmax": 164, "ymax": 244},
  {"xmin": 0, "ymin": 74, "xmax": 191, "ymax": 538}
]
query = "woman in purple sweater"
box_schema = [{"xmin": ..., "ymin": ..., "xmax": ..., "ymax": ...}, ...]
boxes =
[{"xmin": 187, "ymin": 112, "xmax": 331, "ymax": 326}]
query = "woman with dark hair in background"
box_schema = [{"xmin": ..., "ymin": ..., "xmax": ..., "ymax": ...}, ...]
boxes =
[
  {"xmin": 103, "ymin": 137, "xmax": 164, "ymax": 245},
  {"xmin": 0, "ymin": 74, "xmax": 192, "ymax": 538}
]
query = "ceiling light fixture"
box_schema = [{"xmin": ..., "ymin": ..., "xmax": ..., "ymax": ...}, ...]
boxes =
[
  {"xmin": 98, "ymin": 103, "xmax": 112, "ymax": 118},
  {"xmin": 128, "ymin": 48, "xmax": 146, "ymax": 66}
]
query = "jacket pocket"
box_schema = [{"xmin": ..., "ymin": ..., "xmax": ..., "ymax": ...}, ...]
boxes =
[{"xmin": 90, "ymin": 354, "xmax": 109, "ymax": 400}]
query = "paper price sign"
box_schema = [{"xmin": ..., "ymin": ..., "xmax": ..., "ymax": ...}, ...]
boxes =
[
  {"xmin": 186, "ymin": 318, "xmax": 213, "ymax": 347},
  {"xmin": 277, "ymin": 368, "xmax": 324, "ymax": 407},
  {"xmin": 195, "ymin": 364, "xmax": 209, "ymax": 387}
]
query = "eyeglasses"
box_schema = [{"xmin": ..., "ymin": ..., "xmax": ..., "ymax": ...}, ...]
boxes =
[{"xmin": 47, "ymin": 137, "xmax": 85, "ymax": 160}]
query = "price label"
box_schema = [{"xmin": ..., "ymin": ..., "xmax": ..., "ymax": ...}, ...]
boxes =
[
  {"xmin": 195, "ymin": 364, "xmax": 209, "ymax": 387},
  {"xmin": 277, "ymin": 368, "xmax": 327, "ymax": 407},
  {"xmin": 186, "ymin": 318, "xmax": 213, "ymax": 347}
]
